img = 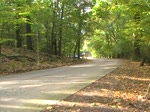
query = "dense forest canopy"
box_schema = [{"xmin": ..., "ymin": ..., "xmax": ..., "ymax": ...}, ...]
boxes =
[{"xmin": 0, "ymin": 0, "xmax": 149, "ymax": 62}]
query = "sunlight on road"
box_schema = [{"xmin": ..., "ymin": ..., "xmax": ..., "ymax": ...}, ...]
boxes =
[
  {"xmin": 20, "ymin": 99, "xmax": 59, "ymax": 105},
  {"xmin": 0, "ymin": 59, "xmax": 120, "ymax": 112},
  {"xmin": 0, "ymin": 104, "xmax": 41, "ymax": 110},
  {"xmin": 0, "ymin": 98, "xmax": 59, "ymax": 111},
  {"xmin": 70, "ymin": 64, "xmax": 95, "ymax": 68}
]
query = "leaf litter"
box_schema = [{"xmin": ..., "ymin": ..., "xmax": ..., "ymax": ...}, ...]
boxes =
[{"xmin": 42, "ymin": 60, "xmax": 150, "ymax": 112}]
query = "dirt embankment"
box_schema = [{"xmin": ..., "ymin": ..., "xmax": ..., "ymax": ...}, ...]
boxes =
[{"xmin": 0, "ymin": 47, "xmax": 88, "ymax": 75}]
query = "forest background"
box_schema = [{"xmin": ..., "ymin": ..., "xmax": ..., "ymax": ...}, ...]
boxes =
[{"xmin": 0, "ymin": 0, "xmax": 150, "ymax": 74}]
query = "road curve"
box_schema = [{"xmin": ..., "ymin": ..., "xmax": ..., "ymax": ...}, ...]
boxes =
[{"xmin": 0, "ymin": 59, "xmax": 121, "ymax": 112}]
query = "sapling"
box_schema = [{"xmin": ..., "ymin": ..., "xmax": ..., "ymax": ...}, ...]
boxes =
[{"xmin": 146, "ymin": 83, "xmax": 150, "ymax": 100}]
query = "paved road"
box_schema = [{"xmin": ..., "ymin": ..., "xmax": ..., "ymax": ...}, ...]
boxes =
[{"xmin": 0, "ymin": 59, "xmax": 121, "ymax": 112}]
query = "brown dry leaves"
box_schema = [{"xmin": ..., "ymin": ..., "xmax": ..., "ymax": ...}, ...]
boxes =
[
  {"xmin": 0, "ymin": 47, "xmax": 88, "ymax": 75},
  {"xmin": 43, "ymin": 60, "xmax": 150, "ymax": 112}
]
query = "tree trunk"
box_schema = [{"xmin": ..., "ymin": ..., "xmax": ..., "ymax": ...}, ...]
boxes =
[
  {"xmin": 45, "ymin": 20, "xmax": 51, "ymax": 55},
  {"xmin": 77, "ymin": 38, "xmax": 81, "ymax": 59},
  {"xmin": 46, "ymin": 30, "xmax": 51, "ymax": 54},
  {"xmin": 73, "ymin": 41, "xmax": 78, "ymax": 58},
  {"xmin": 0, "ymin": 44, "xmax": 1, "ymax": 55},
  {"xmin": 58, "ymin": 3, "xmax": 64, "ymax": 56},
  {"xmin": 146, "ymin": 83, "xmax": 150, "ymax": 100},
  {"xmin": 26, "ymin": 16, "xmax": 33, "ymax": 50},
  {"xmin": 77, "ymin": 9, "xmax": 82, "ymax": 59},
  {"xmin": 16, "ymin": 24, "xmax": 22, "ymax": 48},
  {"xmin": 0, "ymin": 22, "xmax": 4, "ymax": 55},
  {"xmin": 140, "ymin": 58, "xmax": 145, "ymax": 66},
  {"xmin": 54, "ymin": 36, "xmax": 57, "ymax": 55},
  {"xmin": 133, "ymin": 35, "xmax": 141, "ymax": 59},
  {"xmin": 51, "ymin": 20, "xmax": 55, "ymax": 55},
  {"xmin": 133, "ymin": 13, "xmax": 141, "ymax": 60},
  {"xmin": 51, "ymin": 1, "xmax": 58, "ymax": 55},
  {"xmin": 36, "ymin": 30, "xmax": 40, "ymax": 66},
  {"xmin": 16, "ymin": 3, "xmax": 22, "ymax": 48}
]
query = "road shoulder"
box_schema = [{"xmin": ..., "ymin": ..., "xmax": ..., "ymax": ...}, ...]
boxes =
[{"xmin": 42, "ymin": 60, "xmax": 150, "ymax": 112}]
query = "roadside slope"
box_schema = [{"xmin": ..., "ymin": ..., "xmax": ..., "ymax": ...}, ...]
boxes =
[{"xmin": 0, "ymin": 47, "xmax": 88, "ymax": 76}]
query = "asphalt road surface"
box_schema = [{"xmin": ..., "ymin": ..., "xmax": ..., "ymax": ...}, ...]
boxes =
[{"xmin": 0, "ymin": 59, "xmax": 121, "ymax": 112}]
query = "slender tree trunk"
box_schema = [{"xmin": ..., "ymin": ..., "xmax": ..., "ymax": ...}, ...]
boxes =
[
  {"xmin": 0, "ymin": 45, "xmax": 1, "ymax": 55},
  {"xmin": 36, "ymin": 30, "xmax": 40, "ymax": 66},
  {"xmin": 58, "ymin": 29, "xmax": 62, "ymax": 56},
  {"xmin": 140, "ymin": 31, "xmax": 145, "ymax": 66},
  {"xmin": 45, "ymin": 20, "xmax": 51, "ymax": 55},
  {"xmin": 133, "ymin": 34, "xmax": 141, "ymax": 59},
  {"xmin": 77, "ymin": 38, "xmax": 81, "ymax": 59},
  {"xmin": 133, "ymin": 13, "xmax": 141, "ymax": 59},
  {"xmin": 26, "ymin": 16, "xmax": 33, "ymax": 50},
  {"xmin": 54, "ymin": 36, "xmax": 57, "ymax": 55},
  {"xmin": 16, "ymin": 3, "xmax": 22, "ymax": 48},
  {"xmin": 51, "ymin": 1, "xmax": 59, "ymax": 55},
  {"xmin": 16, "ymin": 24, "xmax": 22, "ymax": 48},
  {"xmin": 58, "ymin": 3, "xmax": 64, "ymax": 56},
  {"xmin": 77, "ymin": 9, "xmax": 82, "ymax": 59},
  {"xmin": 73, "ymin": 41, "xmax": 78, "ymax": 58},
  {"xmin": 140, "ymin": 58, "xmax": 145, "ymax": 66},
  {"xmin": 51, "ymin": 20, "xmax": 55, "ymax": 55},
  {"xmin": 0, "ymin": 22, "xmax": 4, "ymax": 55},
  {"xmin": 146, "ymin": 83, "xmax": 150, "ymax": 99},
  {"xmin": 46, "ymin": 30, "xmax": 51, "ymax": 54}
]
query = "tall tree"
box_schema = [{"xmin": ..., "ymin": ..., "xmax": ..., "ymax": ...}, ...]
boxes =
[
  {"xmin": 15, "ymin": 2, "xmax": 22, "ymax": 48},
  {"xmin": 26, "ymin": 0, "xmax": 33, "ymax": 50},
  {"xmin": 26, "ymin": 16, "xmax": 33, "ymax": 50},
  {"xmin": 58, "ymin": 2, "xmax": 64, "ymax": 56}
]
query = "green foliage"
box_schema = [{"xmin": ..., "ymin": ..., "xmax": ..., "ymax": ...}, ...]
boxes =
[
  {"xmin": 0, "ymin": 0, "xmax": 90, "ymax": 54},
  {"xmin": 0, "ymin": 39, "xmax": 16, "ymax": 44},
  {"xmin": 0, "ymin": 0, "xmax": 149, "ymax": 62},
  {"xmin": 89, "ymin": 0, "xmax": 150, "ymax": 61}
]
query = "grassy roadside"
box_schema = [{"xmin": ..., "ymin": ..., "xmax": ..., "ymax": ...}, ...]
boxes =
[{"xmin": 43, "ymin": 60, "xmax": 150, "ymax": 112}]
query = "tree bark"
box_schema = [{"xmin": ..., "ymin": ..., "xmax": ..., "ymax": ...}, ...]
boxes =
[
  {"xmin": 133, "ymin": 34, "xmax": 141, "ymax": 59},
  {"xmin": 26, "ymin": 16, "xmax": 33, "ymax": 50},
  {"xmin": 54, "ymin": 36, "xmax": 57, "ymax": 55},
  {"xmin": 0, "ymin": 45, "xmax": 1, "ymax": 55},
  {"xmin": 0, "ymin": 22, "xmax": 4, "ymax": 55},
  {"xmin": 73, "ymin": 41, "xmax": 78, "ymax": 58},
  {"xmin": 58, "ymin": 3, "xmax": 64, "ymax": 56},
  {"xmin": 77, "ymin": 9, "xmax": 82, "ymax": 59},
  {"xmin": 77, "ymin": 38, "xmax": 81, "ymax": 59},
  {"xmin": 146, "ymin": 83, "xmax": 150, "ymax": 100},
  {"xmin": 16, "ymin": 3, "xmax": 22, "ymax": 48},
  {"xmin": 16, "ymin": 24, "xmax": 22, "ymax": 48},
  {"xmin": 140, "ymin": 58, "xmax": 145, "ymax": 66},
  {"xmin": 133, "ymin": 13, "xmax": 141, "ymax": 60},
  {"xmin": 36, "ymin": 30, "xmax": 40, "ymax": 66},
  {"xmin": 51, "ymin": 1, "xmax": 57, "ymax": 55},
  {"xmin": 51, "ymin": 21, "xmax": 55, "ymax": 55}
]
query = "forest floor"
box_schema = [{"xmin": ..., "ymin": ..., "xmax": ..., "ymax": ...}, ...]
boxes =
[
  {"xmin": 0, "ymin": 47, "xmax": 88, "ymax": 75},
  {"xmin": 42, "ymin": 60, "xmax": 150, "ymax": 112}
]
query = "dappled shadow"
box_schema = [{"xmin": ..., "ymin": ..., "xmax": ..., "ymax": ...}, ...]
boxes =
[
  {"xmin": 42, "ymin": 92, "xmax": 129, "ymax": 112},
  {"xmin": 1, "ymin": 71, "xmax": 149, "ymax": 112},
  {"xmin": 0, "ymin": 59, "xmax": 121, "ymax": 112},
  {"xmin": 0, "ymin": 76, "xmax": 94, "ymax": 112},
  {"xmin": 47, "ymin": 102, "xmax": 124, "ymax": 112},
  {"xmin": 118, "ymin": 75, "xmax": 150, "ymax": 81},
  {"xmin": 0, "ymin": 91, "xmax": 75, "ymax": 112},
  {"xmin": 42, "ymin": 61, "xmax": 150, "ymax": 112},
  {"xmin": 45, "ymin": 93, "xmax": 150, "ymax": 112},
  {"xmin": 42, "ymin": 79, "xmax": 150, "ymax": 112}
]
